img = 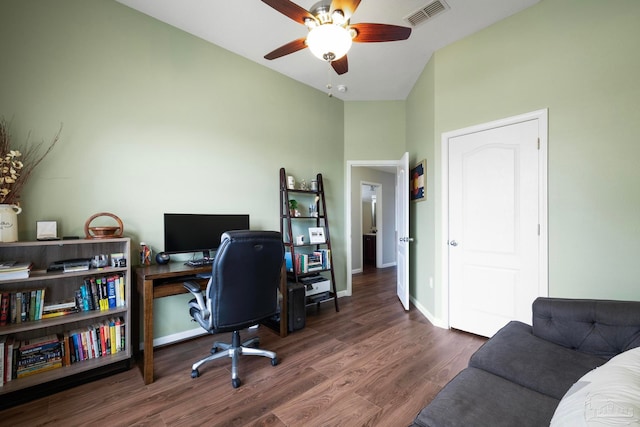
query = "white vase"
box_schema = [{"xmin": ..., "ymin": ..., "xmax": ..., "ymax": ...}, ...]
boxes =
[{"xmin": 0, "ymin": 204, "xmax": 22, "ymax": 242}]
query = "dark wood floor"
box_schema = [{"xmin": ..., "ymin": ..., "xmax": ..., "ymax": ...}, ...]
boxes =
[{"xmin": 1, "ymin": 267, "xmax": 486, "ymax": 426}]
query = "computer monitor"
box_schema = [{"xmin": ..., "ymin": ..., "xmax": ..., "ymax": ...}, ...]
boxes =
[{"xmin": 163, "ymin": 213, "xmax": 250, "ymax": 260}]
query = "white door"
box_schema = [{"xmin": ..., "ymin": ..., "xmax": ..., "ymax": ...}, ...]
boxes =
[
  {"xmin": 396, "ymin": 152, "xmax": 410, "ymax": 310},
  {"xmin": 448, "ymin": 119, "xmax": 544, "ymax": 337}
]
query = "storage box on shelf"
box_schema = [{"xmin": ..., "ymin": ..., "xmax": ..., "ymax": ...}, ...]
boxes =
[{"xmin": 0, "ymin": 238, "xmax": 131, "ymax": 404}]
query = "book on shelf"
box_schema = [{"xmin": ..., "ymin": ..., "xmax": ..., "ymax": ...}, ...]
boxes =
[
  {"xmin": 41, "ymin": 306, "xmax": 79, "ymax": 319},
  {"xmin": 14, "ymin": 335, "xmax": 63, "ymax": 379},
  {"xmin": 4, "ymin": 336, "xmax": 14, "ymax": 384},
  {"xmin": 0, "ymin": 261, "xmax": 33, "ymax": 281},
  {"xmin": 0, "ymin": 335, "xmax": 5, "ymax": 387},
  {"xmin": 284, "ymin": 250, "xmax": 331, "ymax": 275},
  {"xmin": 0, "ymin": 292, "xmax": 9, "ymax": 326},
  {"xmin": 75, "ymin": 273, "xmax": 126, "ymax": 313},
  {"xmin": 42, "ymin": 300, "xmax": 76, "ymax": 312},
  {"xmin": 63, "ymin": 316, "xmax": 126, "ymax": 365}
]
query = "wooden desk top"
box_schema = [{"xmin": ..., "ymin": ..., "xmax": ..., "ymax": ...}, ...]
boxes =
[
  {"xmin": 135, "ymin": 262, "xmax": 211, "ymax": 298},
  {"xmin": 136, "ymin": 262, "xmax": 212, "ymax": 280}
]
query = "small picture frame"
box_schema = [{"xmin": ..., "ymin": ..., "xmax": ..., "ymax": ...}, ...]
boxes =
[
  {"xmin": 410, "ymin": 159, "xmax": 427, "ymax": 202},
  {"xmin": 308, "ymin": 227, "xmax": 326, "ymax": 244},
  {"xmin": 36, "ymin": 220, "xmax": 59, "ymax": 240}
]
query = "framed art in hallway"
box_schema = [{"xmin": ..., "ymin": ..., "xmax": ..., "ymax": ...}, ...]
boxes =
[{"xmin": 411, "ymin": 159, "xmax": 426, "ymax": 202}]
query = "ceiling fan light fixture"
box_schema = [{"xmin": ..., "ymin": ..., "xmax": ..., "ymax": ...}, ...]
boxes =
[
  {"xmin": 306, "ymin": 24, "xmax": 353, "ymax": 62},
  {"xmin": 331, "ymin": 10, "xmax": 346, "ymax": 26}
]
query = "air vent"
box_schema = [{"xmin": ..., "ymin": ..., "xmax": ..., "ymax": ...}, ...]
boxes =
[{"xmin": 404, "ymin": 0, "xmax": 450, "ymax": 27}]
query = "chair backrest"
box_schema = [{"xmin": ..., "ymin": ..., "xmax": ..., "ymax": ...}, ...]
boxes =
[{"xmin": 208, "ymin": 230, "xmax": 284, "ymax": 331}]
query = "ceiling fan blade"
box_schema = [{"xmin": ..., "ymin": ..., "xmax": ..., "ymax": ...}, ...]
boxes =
[
  {"xmin": 261, "ymin": 0, "xmax": 315, "ymax": 24},
  {"xmin": 330, "ymin": 0, "xmax": 361, "ymax": 21},
  {"xmin": 264, "ymin": 37, "xmax": 308, "ymax": 60},
  {"xmin": 351, "ymin": 23, "xmax": 412, "ymax": 43},
  {"xmin": 331, "ymin": 55, "xmax": 348, "ymax": 75}
]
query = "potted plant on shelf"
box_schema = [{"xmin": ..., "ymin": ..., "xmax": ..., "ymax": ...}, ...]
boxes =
[{"xmin": 288, "ymin": 199, "xmax": 299, "ymax": 217}]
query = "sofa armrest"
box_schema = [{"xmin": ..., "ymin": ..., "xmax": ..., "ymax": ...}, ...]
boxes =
[{"xmin": 532, "ymin": 297, "xmax": 640, "ymax": 359}]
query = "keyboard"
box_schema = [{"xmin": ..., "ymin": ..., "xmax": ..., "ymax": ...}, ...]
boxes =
[{"xmin": 185, "ymin": 258, "xmax": 214, "ymax": 267}]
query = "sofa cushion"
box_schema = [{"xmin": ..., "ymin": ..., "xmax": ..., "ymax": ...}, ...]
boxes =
[
  {"xmin": 532, "ymin": 298, "xmax": 640, "ymax": 359},
  {"xmin": 411, "ymin": 367, "xmax": 559, "ymax": 427},
  {"xmin": 469, "ymin": 321, "xmax": 607, "ymax": 400},
  {"xmin": 550, "ymin": 346, "xmax": 640, "ymax": 426}
]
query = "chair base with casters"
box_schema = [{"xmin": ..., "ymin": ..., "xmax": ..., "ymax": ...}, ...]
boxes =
[{"xmin": 190, "ymin": 329, "xmax": 278, "ymax": 388}]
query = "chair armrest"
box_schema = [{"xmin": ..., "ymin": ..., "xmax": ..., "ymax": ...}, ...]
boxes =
[
  {"xmin": 184, "ymin": 280, "xmax": 207, "ymax": 312},
  {"xmin": 184, "ymin": 280, "xmax": 202, "ymax": 294}
]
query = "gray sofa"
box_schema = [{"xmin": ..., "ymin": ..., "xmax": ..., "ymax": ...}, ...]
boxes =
[{"xmin": 411, "ymin": 297, "xmax": 640, "ymax": 427}]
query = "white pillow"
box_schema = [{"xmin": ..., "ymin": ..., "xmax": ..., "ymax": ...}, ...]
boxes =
[{"xmin": 550, "ymin": 346, "xmax": 640, "ymax": 426}]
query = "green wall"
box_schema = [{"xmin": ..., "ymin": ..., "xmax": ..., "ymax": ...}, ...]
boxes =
[
  {"xmin": 344, "ymin": 101, "xmax": 406, "ymax": 161},
  {"xmin": 0, "ymin": 0, "xmax": 345, "ymax": 342},
  {"xmin": 406, "ymin": 59, "xmax": 437, "ymax": 318},
  {"xmin": 407, "ymin": 0, "xmax": 640, "ymax": 321}
]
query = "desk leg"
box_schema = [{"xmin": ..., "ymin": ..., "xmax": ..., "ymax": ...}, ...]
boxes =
[{"xmin": 142, "ymin": 278, "xmax": 154, "ymax": 384}]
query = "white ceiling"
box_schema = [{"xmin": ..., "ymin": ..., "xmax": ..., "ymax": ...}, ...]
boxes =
[{"xmin": 115, "ymin": 0, "xmax": 539, "ymax": 101}]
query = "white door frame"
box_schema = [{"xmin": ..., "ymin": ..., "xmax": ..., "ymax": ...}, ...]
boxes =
[
  {"xmin": 440, "ymin": 109, "xmax": 549, "ymax": 328},
  {"xmin": 346, "ymin": 159, "xmax": 402, "ymax": 297}
]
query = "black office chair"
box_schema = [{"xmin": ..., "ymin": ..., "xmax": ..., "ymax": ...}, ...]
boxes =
[{"xmin": 183, "ymin": 230, "xmax": 284, "ymax": 388}]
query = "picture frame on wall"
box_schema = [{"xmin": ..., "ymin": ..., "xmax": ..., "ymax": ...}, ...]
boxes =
[{"xmin": 410, "ymin": 159, "xmax": 427, "ymax": 202}]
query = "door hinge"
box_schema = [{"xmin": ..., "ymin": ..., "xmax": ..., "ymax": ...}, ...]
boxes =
[
  {"xmin": 537, "ymin": 138, "xmax": 540, "ymax": 150},
  {"xmin": 538, "ymin": 224, "xmax": 540, "ymax": 235}
]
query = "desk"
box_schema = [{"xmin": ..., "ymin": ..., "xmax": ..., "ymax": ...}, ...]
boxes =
[{"xmin": 134, "ymin": 262, "xmax": 287, "ymax": 385}]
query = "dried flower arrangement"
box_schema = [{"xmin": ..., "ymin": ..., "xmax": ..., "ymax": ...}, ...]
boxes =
[{"xmin": 0, "ymin": 117, "xmax": 62, "ymax": 205}]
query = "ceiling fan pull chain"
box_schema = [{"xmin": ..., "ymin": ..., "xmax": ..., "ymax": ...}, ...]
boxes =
[{"xmin": 326, "ymin": 62, "xmax": 333, "ymax": 97}]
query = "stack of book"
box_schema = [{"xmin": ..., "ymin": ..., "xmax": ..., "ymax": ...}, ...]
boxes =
[
  {"xmin": 0, "ymin": 261, "xmax": 33, "ymax": 281},
  {"xmin": 41, "ymin": 300, "xmax": 79, "ymax": 319},
  {"xmin": 13, "ymin": 335, "xmax": 63, "ymax": 379}
]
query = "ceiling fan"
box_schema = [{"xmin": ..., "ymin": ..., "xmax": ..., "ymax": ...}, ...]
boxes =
[{"xmin": 262, "ymin": 0, "xmax": 412, "ymax": 75}]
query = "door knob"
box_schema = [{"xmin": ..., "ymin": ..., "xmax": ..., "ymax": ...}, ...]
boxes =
[{"xmin": 449, "ymin": 240, "xmax": 458, "ymax": 246}]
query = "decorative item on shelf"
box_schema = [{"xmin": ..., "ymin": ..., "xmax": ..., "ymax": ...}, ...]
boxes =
[
  {"xmin": 308, "ymin": 227, "xmax": 326, "ymax": 244},
  {"xmin": 110, "ymin": 252, "xmax": 127, "ymax": 267},
  {"xmin": 36, "ymin": 220, "xmax": 59, "ymax": 240},
  {"xmin": 299, "ymin": 179, "xmax": 308, "ymax": 190},
  {"xmin": 309, "ymin": 204, "xmax": 318, "ymax": 217},
  {"xmin": 310, "ymin": 179, "xmax": 318, "ymax": 192},
  {"xmin": 84, "ymin": 212, "xmax": 124, "ymax": 239},
  {"xmin": 287, "ymin": 175, "xmax": 296, "ymax": 190},
  {"xmin": 91, "ymin": 254, "xmax": 109, "ymax": 268},
  {"xmin": 0, "ymin": 117, "xmax": 62, "ymax": 242},
  {"xmin": 155, "ymin": 251, "xmax": 170, "ymax": 265},
  {"xmin": 140, "ymin": 242, "xmax": 152, "ymax": 266},
  {"xmin": 0, "ymin": 204, "xmax": 22, "ymax": 243},
  {"xmin": 288, "ymin": 199, "xmax": 299, "ymax": 217},
  {"xmin": 295, "ymin": 235, "xmax": 305, "ymax": 245}
]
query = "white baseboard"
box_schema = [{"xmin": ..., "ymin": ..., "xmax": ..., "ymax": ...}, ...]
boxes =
[
  {"xmin": 380, "ymin": 261, "xmax": 396, "ymax": 268},
  {"xmin": 352, "ymin": 268, "xmax": 363, "ymax": 274},
  {"xmin": 410, "ymin": 296, "xmax": 448, "ymax": 330},
  {"xmin": 139, "ymin": 327, "xmax": 208, "ymax": 351}
]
